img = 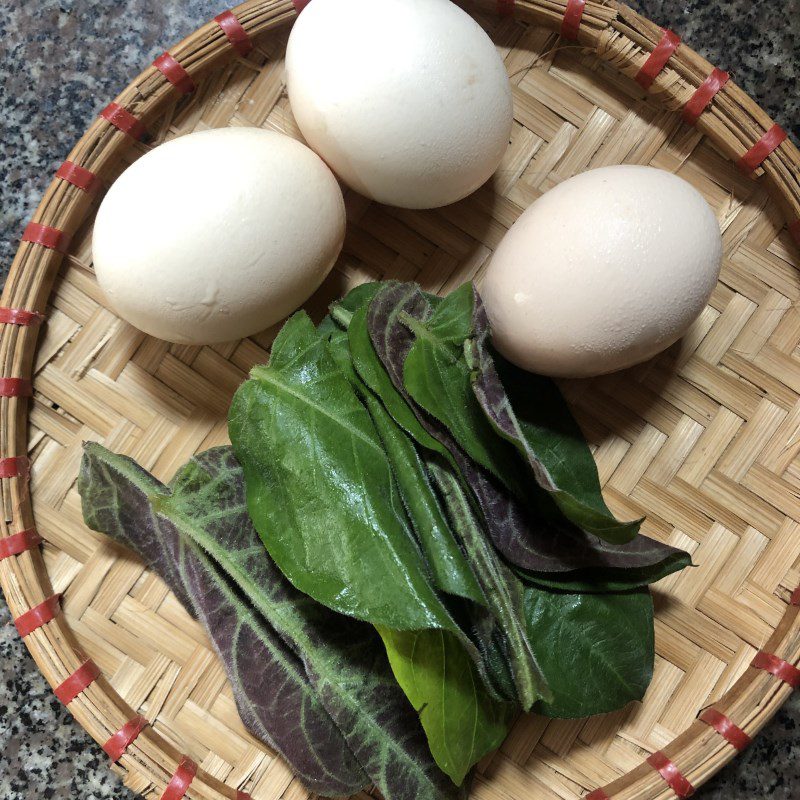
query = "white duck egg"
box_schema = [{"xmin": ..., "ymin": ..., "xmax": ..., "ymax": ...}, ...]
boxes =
[
  {"xmin": 92, "ymin": 127, "xmax": 345, "ymax": 345},
  {"xmin": 286, "ymin": 0, "xmax": 513, "ymax": 209},
  {"xmin": 481, "ymin": 165, "xmax": 723, "ymax": 378}
]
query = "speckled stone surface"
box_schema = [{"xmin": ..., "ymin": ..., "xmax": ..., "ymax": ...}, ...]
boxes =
[{"xmin": 0, "ymin": 1, "xmax": 797, "ymax": 798}]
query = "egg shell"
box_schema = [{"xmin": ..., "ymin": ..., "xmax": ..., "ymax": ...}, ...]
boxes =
[
  {"xmin": 285, "ymin": 0, "xmax": 513, "ymax": 209},
  {"xmin": 481, "ymin": 165, "xmax": 723, "ymax": 378},
  {"xmin": 92, "ymin": 128, "xmax": 345, "ymax": 345}
]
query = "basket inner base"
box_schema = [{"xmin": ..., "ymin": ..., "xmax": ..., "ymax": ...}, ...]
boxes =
[{"xmin": 30, "ymin": 14, "xmax": 800, "ymax": 800}]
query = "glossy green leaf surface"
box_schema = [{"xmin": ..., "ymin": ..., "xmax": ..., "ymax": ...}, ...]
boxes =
[
  {"xmin": 522, "ymin": 584, "xmax": 654, "ymax": 718},
  {"xmin": 229, "ymin": 312, "xmax": 460, "ymax": 634},
  {"xmin": 378, "ymin": 626, "xmax": 514, "ymax": 786}
]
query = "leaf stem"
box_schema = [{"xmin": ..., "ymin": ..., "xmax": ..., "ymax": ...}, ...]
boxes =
[{"xmin": 330, "ymin": 304, "xmax": 354, "ymax": 328}]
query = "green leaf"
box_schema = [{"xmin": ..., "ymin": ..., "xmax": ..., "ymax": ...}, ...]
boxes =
[
  {"xmin": 349, "ymin": 294, "xmax": 455, "ymax": 468},
  {"xmin": 323, "ymin": 320, "xmax": 484, "ymax": 605},
  {"xmin": 522, "ymin": 584, "xmax": 655, "ymax": 718},
  {"xmin": 365, "ymin": 283, "xmax": 690, "ymax": 579},
  {"xmin": 323, "ymin": 280, "xmax": 388, "ymax": 335},
  {"xmin": 81, "ymin": 443, "xmax": 466, "ymax": 800},
  {"xmin": 427, "ymin": 456, "xmax": 549, "ymax": 711},
  {"xmin": 377, "ymin": 626, "xmax": 515, "ymax": 786},
  {"xmin": 78, "ymin": 443, "xmax": 368, "ymax": 796},
  {"xmin": 467, "ymin": 290, "xmax": 641, "ymax": 544},
  {"xmin": 400, "ymin": 284, "xmax": 525, "ymax": 495},
  {"xmin": 334, "ymin": 281, "xmax": 388, "ymax": 315},
  {"xmin": 323, "ymin": 313, "xmax": 483, "ymax": 606},
  {"xmin": 229, "ymin": 312, "xmax": 460, "ymax": 634},
  {"xmin": 364, "ymin": 389, "xmax": 486, "ymax": 605}
]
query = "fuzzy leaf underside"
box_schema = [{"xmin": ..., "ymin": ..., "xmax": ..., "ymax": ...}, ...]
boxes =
[
  {"xmin": 80, "ymin": 444, "xmax": 465, "ymax": 800},
  {"xmin": 468, "ymin": 289, "xmax": 641, "ymax": 544},
  {"xmin": 78, "ymin": 444, "xmax": 367, "ymax": 796}
]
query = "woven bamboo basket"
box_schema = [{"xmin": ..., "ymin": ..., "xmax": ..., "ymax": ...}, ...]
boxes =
[{"xmin": 2, "ymin": 1, "xmax": 799, "ymax": 798}]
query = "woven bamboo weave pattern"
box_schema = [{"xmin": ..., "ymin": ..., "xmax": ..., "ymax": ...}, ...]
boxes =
[{"xmin": 1, "ymin": 2, "xmax": 799, "ymax": 799}]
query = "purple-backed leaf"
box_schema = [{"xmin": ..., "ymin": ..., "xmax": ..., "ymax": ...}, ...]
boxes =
[
  {"xmin": 468, "ymin": 289, "xmax": 642, "ymax": 544},
  {"xmin": 425, "ymin": 455, "xmax": 548, "ymax": 710},
  {"xmin": 164, "ymin": 446, "xmax": 472, "ymax": 798},
  {"xmin": 365, "ymin": 283, "xmax": 691, "ymax": 582},
  {"xmin": 78, "ymin": 443, "xmax": 366, "ymax": 796},
  {"xmin": 80, "ymin": 443, "xmax": 465, "ymax": 800}
]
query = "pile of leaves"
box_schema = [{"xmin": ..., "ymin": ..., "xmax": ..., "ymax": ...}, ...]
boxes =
[{"xmin": 79, "ymin": 281, "xmax": 690, "ymax": 800}]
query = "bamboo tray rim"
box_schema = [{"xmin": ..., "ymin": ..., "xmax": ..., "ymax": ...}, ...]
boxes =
[{"xmin": 1, "ymin": 1, "xmax": 799, "ymax": 799}]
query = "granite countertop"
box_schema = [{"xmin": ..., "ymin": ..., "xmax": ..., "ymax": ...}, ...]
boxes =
[{"xmin": 0, "ymin": 1, "xmax": 797, "ymax": 799}]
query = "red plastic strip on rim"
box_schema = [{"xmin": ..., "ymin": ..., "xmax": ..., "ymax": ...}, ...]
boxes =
[
  {"xmin": 56, "ymin": 161, "xmax": 101, "ymax": 193},
  {"xmin": 0, "ymin": 307, "xmax": 44, "ymax": 326},
  {"xmin": 737, "ymin": 124, "xmax": 787, "ymax": 174},
  {"xmin": 682, "ymin": 68, "xmax": 729, "ymax": 125},
  {"xmin": 497, "ymin": 0, "xmax": 515, "ymax": 16},
  {"xmin": 154, "ymin": 53, "xmax": 196, "ymax": 95},
  {"xmin": 293, "ymin": 0, "xmax": 312, "ymax": 12},
  {"xmin": 0, "ymin": 456, "xmax": 29, "ymax": 479},
  {"xmin": 55, "ymin": 660, "xmax": 101, "ymax": 705},
  {"xmin": 103, "ymin": 715, "xmax": 148, "ymax": 761},
  {"xmin": 752, "ymin": 651, "xmax": 800, "ymax": 688},
  {"xmin": 789, "ymin": 220, "xmax": 800, "ymax": 247},
  {"xmin": 100, "ymin": 103, "xmax": 146, "ymax": 140},
  {"xmin": 214, "ymin": 11, "xmax": 253, "ymax": 56},
  {"xmin": 635, "ymin": 30, "xmax": 681, "ymax": 90},
  {"xmin": 561, "ymin": 0, "xmax": 586, "ymax": 40},
  {"xmin": 0, "ymin": 529, "xmax": 42, "ymax": 561},
  {"xmin": 585, "ymin": 791, "xmax": 611, "ymax": 800},
  {"xmin": 237, "ymin": 793, "xmax": 253, "ymax": 800},
  {"xmin": 160, "ymin": 756, "xmax": 198, "ymax": 800},
  {"xmin": 646, "ymin": 751, "xmax": 695, "ymax": 798},
  {"xmin": 699, "ymin": 708, "xmax": 752, "ymax": 751},
  {"xmin": 0, "ymin": 378, "xmax": 32, "ymax": 397},
  {"xmin": 22, "ymin": 222, "xmax": 71, "ymax": 253},
  {"xmin": 791, "ymin": 587, "xmax": 800, "ymax": 606},
  {"xmin": 14, "ymin": 594, "xmax": 61, "ymax": 637}
]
